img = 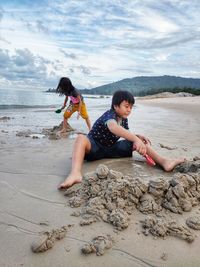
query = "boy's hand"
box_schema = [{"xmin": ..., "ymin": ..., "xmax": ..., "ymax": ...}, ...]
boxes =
[
  {"xmin": 134, "ymin": 139, "xmax": 147, "ymax": 156},
  {"xmin": 136, "ymin": 134, "xmax": 151, "ymax": 145},
  {"xmin": 107, "ymin": 121, "xmax": 147, "ymax": 155}
]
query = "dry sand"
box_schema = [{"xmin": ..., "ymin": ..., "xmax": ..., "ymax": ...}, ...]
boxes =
[
  {"xmin": 137, "ymin": 95, "xmax": 200, "ymax": 114},
  {"xmin": 0, "ymin": 96, "xmax": 200, "ymax": 267}
]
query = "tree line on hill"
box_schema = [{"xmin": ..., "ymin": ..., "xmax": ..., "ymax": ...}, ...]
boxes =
[
  {"xmin": 80, "ymin": 76, "xmax": 200, "ymax": 96},
  {"xmin": 81, "ymin": 86, "xmax": 200, "ymax": 96},
  {"xmin": 46, "ymin": 76, "xmax": 200, "ymax": 96},
  {"xmin": 136, "ymin": 87, "xmax": 200, "ymax": 96}
]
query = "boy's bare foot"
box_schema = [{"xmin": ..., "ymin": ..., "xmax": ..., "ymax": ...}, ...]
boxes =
[
  {"xmin": 162, "ymin": 158, "xmax": 185, "ymax": 172},
  {"xmin": 58, "ymin": 174, "xmax": 82, "ymax": 190}
]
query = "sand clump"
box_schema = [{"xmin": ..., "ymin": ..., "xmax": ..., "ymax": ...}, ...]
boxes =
[
  {"xmin": 0, "ymin": 116, "xmax": 11, "ymax": 121},
  {"xmin": 16, "ymin": 129, "xmax": 38, "ymax": 138},
  {"xmin": 31, "ymin": 225, "xmax": 68, "ymax": 253},
  {"xmin": 174, "ymin": 159, "xmax": 200, "ymax": 173},
  {"xmin": 159, "ymin": 143, "xmax": 177, "ymax": 150},
  {"xmin": 81, "ymin": 235, "xmax": 114, "ymax": 256},
  {"xmin": 186, "ymin": 216, "xmax": 200, "ymax": 230},
  {"xmin": 15, "ymin": 122, "xmax": 74, "ymax": 140},
  {"xmin": 31, "ymin": 224, "xmax": 114, "ymax": 256},
  {"xmin": 64, "ymin": 160, "xmax": 200, "ymax": 242},
  {"xmin": 43, "ymin": 122, "xmax": 74, "ymax": 140},
  {"xmin": 141, "ymin": 216, "xmax": 194, "ymax": 242}
]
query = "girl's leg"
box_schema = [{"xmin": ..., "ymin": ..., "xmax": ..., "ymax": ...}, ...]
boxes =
[
  {"xmin": 80, "ymin": 103, "xmax": 91, "ymax": 131},
  {"xmin": 145, "ymin": 144, "xmax": 185, "ymax": 171},
  {"xmin": 58, "ymin": 134, "xmax": 91, "ymax": 189},
  {"xmin": 85, "ymin": 117, "xmax": 91, "ymax": 131},
  {"xmin": 60, "ymin": 117, "xmax": 68, "ymax": 133},
  {"xmin": 59, "ymin": 105, "xmax": 74, "ymax": 133}
]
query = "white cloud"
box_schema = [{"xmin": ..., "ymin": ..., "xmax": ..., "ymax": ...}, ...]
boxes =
[
  {"xmin": 136, "ymin": 9, "xmax": 180, "ymax": 33},
  {"xmin": 0, "ymin": 0, "xmax": 200, "ymax": 90}
]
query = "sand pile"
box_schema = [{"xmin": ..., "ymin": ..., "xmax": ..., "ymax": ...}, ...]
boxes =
[
  {"xmin": 30, "ymin": 159, "xmax": 200, "ymax": 256},
  {"xmin": 42, "ymin": 122, "xmax": 74, "ymax": 139},
  {"xmin": 15, "ymin": 122, "xmax": 74, "ymax": 139},
  {"xmin": 141, "ymin": 216, "xmax": 195, "ymax": 242},
  {"xmin": 65, "ymin": 160, "xmax": 200, "ymax": 242},
  {"xmin": 81, "ymin": 235, "xmax": 114, "ymax": 256},
  {"xmin": 31, "ymin": 225, "xmax": 69, "ymax": 253}
]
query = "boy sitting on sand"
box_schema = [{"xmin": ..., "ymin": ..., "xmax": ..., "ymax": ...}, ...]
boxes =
[{"xmin": 58, "ymin": 90, "xmax": 184, "ymax": 189}]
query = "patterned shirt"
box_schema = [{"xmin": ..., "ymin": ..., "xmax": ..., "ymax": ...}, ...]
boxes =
[
  {"xmin": 65, "ymin": 89, "xmax": 83, "ymax": 104},
  {"xmin": 88, "ymin": 109, "xmax": 129, "ymax": 147}
]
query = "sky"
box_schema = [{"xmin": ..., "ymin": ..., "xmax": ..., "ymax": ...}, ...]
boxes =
[{"xmin": 0, "ymin": 0, "xmax": 200, "ymax": 91}]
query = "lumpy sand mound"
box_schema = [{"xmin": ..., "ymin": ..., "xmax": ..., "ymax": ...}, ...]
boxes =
[
  {"xmin": 65, "ymin": 160, "xmax": 200, "ymax": 242},
  {"xmin": 31, "ymin": 160, "xmax": 200, "ymax": 256}
]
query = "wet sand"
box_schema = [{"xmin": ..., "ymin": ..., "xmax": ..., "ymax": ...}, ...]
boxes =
[{"xmin": 0, "ymin": 96, "xmax": 200, "ymax": 267}]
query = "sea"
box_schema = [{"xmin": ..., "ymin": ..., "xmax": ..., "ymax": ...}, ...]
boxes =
[{"xmin": 0, "ymin": 88, "xmax": 112, "ymax": 135}]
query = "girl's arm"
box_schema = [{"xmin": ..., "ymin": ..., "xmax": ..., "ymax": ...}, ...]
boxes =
[
  {"xmin": 62, "ymin": 96, "xmax": 68, "ymax": 109},
  {"xmin": 77, "ymin": 95, "xmax": 82, "ymax": 118},
  {"xmin": 107, "ymin": 120, "xmax": 147, "ymax": 155}
]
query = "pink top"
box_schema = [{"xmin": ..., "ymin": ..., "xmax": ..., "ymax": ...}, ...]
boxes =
[{"xmin": 69, "ymin": 96, "xmax": 79, "ymax": 104}]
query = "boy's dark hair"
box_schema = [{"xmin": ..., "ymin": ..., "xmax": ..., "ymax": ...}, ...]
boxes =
[
  {"xmin": 56, "ymin": 77, "xmax": 75, "ymax": 95},
  {"xmin": 111, "ymin": 90, "xmax": 135, "ymax": 109}
]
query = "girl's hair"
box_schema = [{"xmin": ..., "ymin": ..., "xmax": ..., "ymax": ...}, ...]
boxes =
[
  {"xmin": 111, "ymin": 90, "xmax": 135, "ymax": 109},
  {"xmin": 56, "ymin": 77, "xmax": 75, "ymax": 95}
]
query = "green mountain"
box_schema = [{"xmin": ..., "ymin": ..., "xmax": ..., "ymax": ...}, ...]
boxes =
[{"xmin": 80, "ymin": 75, "xmax": 200, "ymax": 96}]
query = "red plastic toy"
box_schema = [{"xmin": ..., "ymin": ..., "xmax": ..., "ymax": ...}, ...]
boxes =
[{"xmin": 144, "ymin": 154, "xmax": 156, "ymax": 166}]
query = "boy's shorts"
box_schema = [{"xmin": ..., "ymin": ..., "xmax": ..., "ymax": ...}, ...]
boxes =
[
  {"xmin": 84, "ymin": 136, "xmax": 134, "ymax": 161},
  {"xmin": 64, "ymin": 103, "xmax": 88, "ymax": 119}
]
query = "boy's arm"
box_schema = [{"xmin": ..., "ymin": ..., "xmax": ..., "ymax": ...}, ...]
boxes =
[
  {"xmin": 136, "ymin": 134, "xmax": 151, "ymax": 145},
  {"xmin": 62, "ymin": 96, "xmax": 68, "ymax": 109},
  {"xmin": 107, "ymin": 120, "xmax": 147, "ymax": 155}
]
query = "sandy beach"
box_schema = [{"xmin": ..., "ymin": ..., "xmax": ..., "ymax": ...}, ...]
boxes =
[
  {"xmin": 0, "ymin": 96, "xmax": 200, "ymax": 267},
  {"xmin": 137, "ymin": 95, "xmax": 200, "ymax": 114}
]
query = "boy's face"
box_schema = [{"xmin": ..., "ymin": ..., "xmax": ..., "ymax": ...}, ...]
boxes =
[{"xmin": 114, "ymin": 100, "xmax": 133, "ymax": 118}]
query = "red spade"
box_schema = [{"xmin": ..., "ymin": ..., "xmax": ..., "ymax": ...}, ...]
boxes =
[{"xmin": 144, "ymin": 154, "xmax": 156, "ymax": 166}]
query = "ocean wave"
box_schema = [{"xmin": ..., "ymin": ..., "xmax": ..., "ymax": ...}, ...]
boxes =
[{"xmin": 0, "ymin": 104, "xmax": 57, "ymax": 110}]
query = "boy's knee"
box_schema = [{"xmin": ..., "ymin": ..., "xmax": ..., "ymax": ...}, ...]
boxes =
[
  {"xmin": 76, "ymin": 134, "xmax": 91, "ymax": 151},
  {"xmin": 77, "ymin": 134, "xmax": 88, "ymax": 143}
]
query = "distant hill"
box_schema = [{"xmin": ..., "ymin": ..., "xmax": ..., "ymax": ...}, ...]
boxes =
[{"xmin": 80, "ymin": 75, "xmax": 200, "ymax": 96}]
